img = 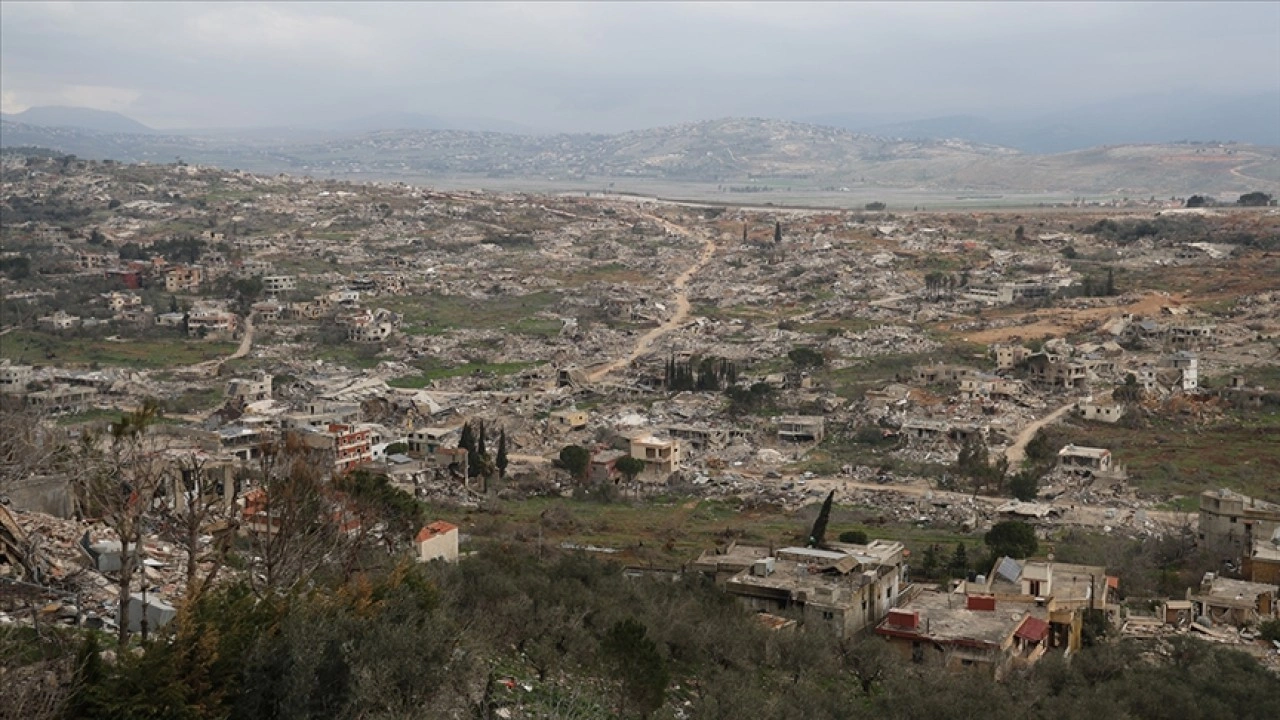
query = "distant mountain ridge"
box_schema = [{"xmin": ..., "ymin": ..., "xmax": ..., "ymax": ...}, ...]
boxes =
[
  {"xmin": 807, "ymin": 92, "xmax": 1280, "ymax": 153},
  {"xmin": 0, "ymin": 106, "xmax": 154, "ymax": 135},
  {"xmin": 3, "ymin": 114, "xmax": 1278, "ymax": 197}
]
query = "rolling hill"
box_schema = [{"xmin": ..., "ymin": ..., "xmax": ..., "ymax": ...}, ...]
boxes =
[{"xmin": 2, "ymin": 115, "xmax": 1277, "ymax": 197}]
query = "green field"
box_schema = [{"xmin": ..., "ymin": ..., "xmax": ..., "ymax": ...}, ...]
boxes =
[
  {"xmin": 420, "ymin": 495, "xmax": 975, "ymax": 566},
  {"xmin": 387, "ymin": 360, "xmax": 540, "ymax": 388},
  {"xmin": 1045, "ymin": 411, "xmax": 1280, "ymax": 501},
  {"xmin": 379, "ymin": 292, "xmax": 562, "ymax": 336},
  {"xmin": 0, "ymin": 330, "xmax": 237, "ymax": 369}
]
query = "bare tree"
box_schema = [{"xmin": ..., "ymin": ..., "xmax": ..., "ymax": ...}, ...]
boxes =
[
  {"xmin": 158, "ymin": 452, "xmax": 240, "ymax": 604},
  {"xmin": 244, "ymin": 434, "xmax": 346, "ymax": 597},
  {"xmin": 0, "ymin": 403, "xmax": 68, "ymax": 497},
  {"xmin": 74, "ymin": 402, "xmax": 171, "ymax": 646}
]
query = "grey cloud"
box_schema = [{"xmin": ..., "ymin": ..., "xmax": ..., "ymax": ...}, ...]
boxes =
[{"xmin": 1, "ymin": 1, "xmax": 1276, "ymax": 132}]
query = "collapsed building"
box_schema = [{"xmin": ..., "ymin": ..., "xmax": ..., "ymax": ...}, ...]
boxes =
[{"xmin": 723, "ymin": 540, "xmax": 906, "ymax": 638}]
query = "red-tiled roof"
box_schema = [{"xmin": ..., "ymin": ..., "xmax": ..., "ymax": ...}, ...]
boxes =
[
  {"xmin": 1015, "ymin": 616, "xmax": 1050, "ymax": 642},
  {"xmin": 415, "ymin": 521, "xmax": 458, "ymax": 543}
]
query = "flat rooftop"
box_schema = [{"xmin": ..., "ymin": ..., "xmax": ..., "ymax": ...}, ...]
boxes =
[{"xmin": 885, "ymin": 590, "xmax": 1043, "ymax": 646}]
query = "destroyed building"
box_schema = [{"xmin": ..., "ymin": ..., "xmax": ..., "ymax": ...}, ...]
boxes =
[
  {"xmin": 1188, "ymin": 572, "xmax": 1278, "ymax": 628},
  {"xmin": 724, "ymin": 541, "xmax": 906, "ymax": 638},
  {"xmin": 875, "ymin": 590, "xmax": 1051, "ymax": 678},
  {"xmin": 1199, "ymin": 489, "xmax": 1280, "ymax": 553}
]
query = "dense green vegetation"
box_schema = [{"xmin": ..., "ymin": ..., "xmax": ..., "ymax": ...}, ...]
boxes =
[{"xmin": 8, "ymin": 544, "xmax": 1278, "ymax": 720}]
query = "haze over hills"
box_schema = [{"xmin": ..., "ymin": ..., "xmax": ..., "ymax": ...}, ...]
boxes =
[
  {"xmin": 3, "ymin": 112, "xmax": 1278, "ymax": 198},
  {"xmin": 0, "ymin": 105, "xmax": 155, "ymax": 135},
  {"xmin": 805, "ymin": 92, "xmax": 1280, "ymax": 154}
]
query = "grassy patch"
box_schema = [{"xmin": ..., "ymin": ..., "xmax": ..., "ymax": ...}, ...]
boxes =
[
  {"xmin": 313, "ymin": 343, "xmax": 386, "ymax": 370},
  {"xmin": 0, "ymin": 330, "xmax": 236, "ymax": 369},
  {"xmin": 380, "ymin": 292, "xmax": 561, "ymax": 336},
  {"xmin": 1044, "ymin": 411, "xmax": 1280, "ymax": 501},
  {"xmin": 557, "ymin": 262, "xmax": 650, "ymax": 287},
  {"xmin": 791, "ymin": 317, "xmax": 877, "ymax": 335},
  {"xmin": 388, "ymin": 360, "xmax": 540, "ymax": 388},
  {"xmin": 420, "ymin": 496, "xmax": 976, "ymax": 565}
]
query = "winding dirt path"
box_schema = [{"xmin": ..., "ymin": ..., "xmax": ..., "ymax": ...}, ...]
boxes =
[
  {"xmin": 181, "ymin": 313, "xmax": 254, "ymax": 378},
  {"xmin": 586, "ymin": 214, "xmax": 717, "ymax": 382},
  {"xmin": 1004, "ymin": 400, "xmax": 1076, "ymax": 467}
]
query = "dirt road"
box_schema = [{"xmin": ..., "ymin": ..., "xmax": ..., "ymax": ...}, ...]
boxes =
[
  {"xmin": 587, "ymin": 214, "xmax": 717, "ymax": 382},
  {"xmin": 955, "ymin": 292, "xmax": 1186, "ymax": 344},
  {"xmin": 1005, "ymin": 401, "xmax": 1076, "ymax": 467},
  {"xmin": 182, "ymin": 313, "xmax": 255, "ymax": 378}
]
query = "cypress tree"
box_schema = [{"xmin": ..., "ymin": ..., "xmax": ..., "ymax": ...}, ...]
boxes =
[
  {"xmin": 807, "ymin": 490, "xmax": 835, "ymax": 548},
  {"xmin": 496, "ymin": 429, "xmax": 509, "ymax": 479},
  {"xmin": 774, "ymin": 221, "xmax": 782, "ymax": 243}
]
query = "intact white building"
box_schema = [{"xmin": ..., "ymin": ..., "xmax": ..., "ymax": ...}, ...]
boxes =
[{"xmin": 416, "ymin": 521, "xmax": 459, "ymax": 564}]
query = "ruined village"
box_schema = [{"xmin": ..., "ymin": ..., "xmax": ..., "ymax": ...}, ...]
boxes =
[{"xmin": 2, "ymin": 152, "xmax": 1280, "ymax": 716}]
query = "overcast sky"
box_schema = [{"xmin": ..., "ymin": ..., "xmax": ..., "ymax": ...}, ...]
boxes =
[{"xmin": 2, "ymin": 1, "xmax": 1277, "ymax": 132}]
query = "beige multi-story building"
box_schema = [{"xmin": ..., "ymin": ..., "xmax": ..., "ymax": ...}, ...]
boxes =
[
  {"xmin": 0, "ymin": 361, "xmax": 33, "ymax": 394},
  {"xmin": 165, "ymin": 265, "xmax": 204, "ymax": 293},
  {"xmin": 629, "ymin": 434, "xmax": 681, "ymax": 477},
  {"xmin": 1199, "ymin": 489, "xmax": 1280, "ymax": 552},
  {"xmin": 726, "ymin": 541, "xmax": 907, "ymax": 638},
  {"xmin": 262, "ymin": 275, "xmax": 297, "ymax": 296}
]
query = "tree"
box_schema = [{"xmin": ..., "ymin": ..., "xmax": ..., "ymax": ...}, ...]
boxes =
[
  {"xmin": 865, "ymin": 201, "xmax": 886, "ymax": 211},
  {"xmin": 162, "ymin": 452, "xmax": 238, "ymax": 604},
  {"xmin": 495, "ymin": 429, "xmax": 509, "ymax": 480},
  {"xmin": 1237, "ymin": 191, "xmax": 1273, "ymax": 207},
  {"xmin": 773, "ymin": 221, "xmax": 783, "ymax": 244},
  {"xmin": 807, "ymin": 490, "xmax": 835, "ymax": 548},
  {"xmin": 1009, "ymin": 471, "xmax": 1039, "ymax": 502},
  {"xmin": 985, "ymin": 520, "xmax": 1039, "ymax": 559},
  {"xmin": 74, "ymin": 401, "xmax": 171, "ymax": 646},
  {"xmin": 1014, "ymin": 225, "xmax": 1026, "ymax": 243},
  {"xmin": 459, "ymin": 422, "xmax": 482, "ymax": 478},
  {"xmin": 1113, "ymin": 373, "xmax": 1143, "ymax": 404},
  {"xmin": 601, "ymin": 618, "xmax": 669, "ymax": 719},
  {"xmin": 838, "ymin": 529, "xmax": 868, "ymax": 544},
  {"xmin": 724, "ymin": 382, "xmax": 775, "ymax": 417},
  {"xmin": 921, "ymin": 544, "xmax": 940, "ymax": 579},
  {"xmin": 244, "ymin": 435, "xmax": 348, "ymax": 597},
  {"xmin": 949, "ymin": 542, "xmax": 969, "ymax": 576},
  {"xmin": 788, "ymin": 346, "xmax": 825, "ymax": 369},
  {"xmin": 557, "ymin": 445, "xmax": 591, "ymax": 482},
  {"xmin": 955, "ymin": 437, "xmax": 1007, "ymax": 495},
  {"xmin": 1185, "ymin": 195, "xmax": 1210, "ymax": 208},
  {"xmin": 616, "ymin": 455, "xmax": 645, "ymax": 485}
]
